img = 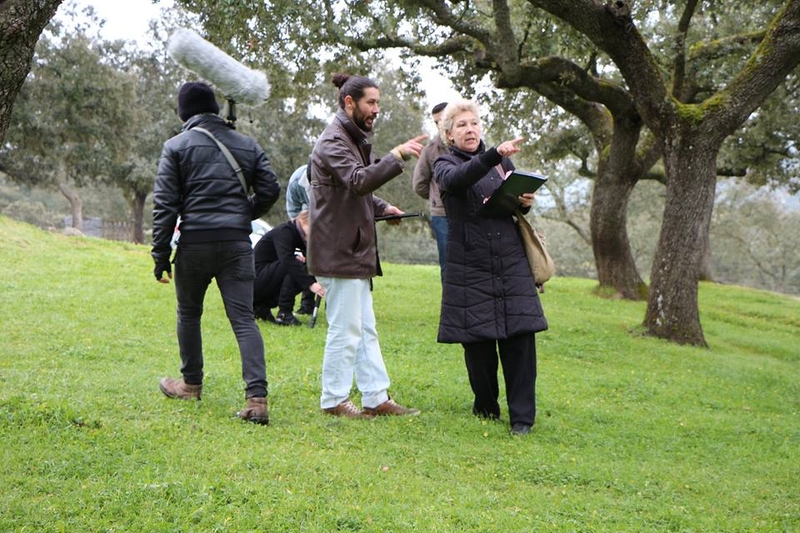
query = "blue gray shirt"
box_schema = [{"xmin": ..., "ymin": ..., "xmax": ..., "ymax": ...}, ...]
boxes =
[{"xmin": 285, "ymin": 164, "xmax": 310, "ymax": 219}]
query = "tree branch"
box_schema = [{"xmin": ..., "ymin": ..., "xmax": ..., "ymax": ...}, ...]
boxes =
[
  {"xmin": 688, "ymin": 31, "xmax": 766, "ymax": 62},
  {"xmin": 514, "ymin": 55, "xmax": 635, "ymax": 116},
  {"xmin": 410, "ymin": 0, "xmax": 496, "ymax": 45},
  {"xmin": 527, "ymin": 0, "xmax": 672, "ymax": 134},
  {"xmin": 637, "ymin": 131, "xmax": 662, "ymax": 175},
  {"xmin": 704, "ymin": 0, "xmax": 800, "ymax": 140},
  {"xmin": 350, "ymin": 34, "xmax": 474, "ymax": 56},
  {"xmin": 491, "ymin": 0, "xmax": 520, "ymax": 78},
  {"xmin": 671, "ymin": 0, "xmax": 699, "ymax": 101}
]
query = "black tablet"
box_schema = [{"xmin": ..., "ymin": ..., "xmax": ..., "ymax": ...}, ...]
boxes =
[
  {"xmin": 493, "ymin": 170, "xmax": 547, "ymax": 197},
  {"xmin": 482, "ymin": 170, "xmax": 547, "ymax": 215},
  {"xmin": 375, "ymin": 212, "xmax": 423, "ymax": 222}
]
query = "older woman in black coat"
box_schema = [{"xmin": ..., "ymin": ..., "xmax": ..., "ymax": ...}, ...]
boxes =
[{"xmin": 434, "ymin": 99, "xmax": 548, "ymax": 436}]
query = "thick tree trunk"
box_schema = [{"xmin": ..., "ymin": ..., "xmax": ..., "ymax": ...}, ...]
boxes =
[
  {"xmin": 590, "ymin": 172, "xmax": 647, "ymax": 299},
  {"xmin": 590, "ymin": 116, "xmax": 648, "ymax": 299},
  {"xmin": 132, "ymin": 190, "xmax": 146, "ymax": 244},
  {"xmin": 0, "ymin": 0, "xmax": 64, "ymax": 144},
  {"xmin": 56, "ymin": 178, "xmax": 83, "ymax": 231},
  {"xmin": 644, "ymin": 136, "xmax": 718, "ymax": 347}
]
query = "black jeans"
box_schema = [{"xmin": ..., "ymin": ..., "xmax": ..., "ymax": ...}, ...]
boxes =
[
  {"xmin": 174, "ymin": 240, "xmax": 267, "ymax": 398},
  {"xmin": 462, "ymin": 332, "xmax": 537, "ymax": 426}
]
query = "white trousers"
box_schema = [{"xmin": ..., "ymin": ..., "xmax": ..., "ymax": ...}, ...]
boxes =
[{"xmin": 317, "ymin": 277, "xmax": 390, "ymax": 409}]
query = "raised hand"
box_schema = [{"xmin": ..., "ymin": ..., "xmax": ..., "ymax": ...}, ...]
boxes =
[
  {"xmin": 497, "ymin": 137, "xmax": 524, "ymax": 157},
  {"xmin": 392, "ymin": 134, "xmax": 429, "ymax": 160}
]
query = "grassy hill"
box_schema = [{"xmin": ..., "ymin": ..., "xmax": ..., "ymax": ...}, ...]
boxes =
[{"xmin": 1, "ymin": 215, "xmax": 798, "ymax": 532}]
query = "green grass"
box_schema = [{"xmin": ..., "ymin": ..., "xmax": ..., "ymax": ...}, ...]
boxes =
[{"xmin": 1, "ymin": 215, "xmax": 798, "ymax": 532}]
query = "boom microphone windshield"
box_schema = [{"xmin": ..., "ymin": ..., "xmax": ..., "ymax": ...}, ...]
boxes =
[{"xmin": 167, "ymin": 28, "xmax": 270, "ymax": 105}]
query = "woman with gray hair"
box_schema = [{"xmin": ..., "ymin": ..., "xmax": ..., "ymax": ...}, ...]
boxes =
[{"xmin": 434, "ymin": 99, "xmax": 548, "ymax": 436}]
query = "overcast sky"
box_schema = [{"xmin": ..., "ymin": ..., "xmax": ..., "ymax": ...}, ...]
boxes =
[{"xmin": 64, "ymin": 0, "xmax": 170, "ymax": 43}]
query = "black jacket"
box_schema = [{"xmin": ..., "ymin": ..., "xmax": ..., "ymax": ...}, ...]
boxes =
[
  {"xmin": 254, "ymin": 220, "xmax": 316, "ymax": 291},
  {"xmin": 434, "ymin": 143, "xmax": 548, "ymax": 344},
  {"xmin": 152, "ymin": 114, "xmax": 280, "ymax": 262}
]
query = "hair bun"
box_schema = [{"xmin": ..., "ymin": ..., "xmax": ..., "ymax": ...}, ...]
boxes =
[{"xmin": 332, "ymin": 73, "xmax": 350, "ymax": 89}]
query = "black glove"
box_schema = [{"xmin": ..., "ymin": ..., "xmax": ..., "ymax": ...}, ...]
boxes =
[{"xmin": 154, "ymin": 259, "xmax": 171, "ymax": 281}]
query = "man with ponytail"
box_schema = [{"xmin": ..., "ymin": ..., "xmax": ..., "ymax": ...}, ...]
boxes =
[{"xmin": 308, "ymin": 73, "xmax": 427, "ymax": 419}]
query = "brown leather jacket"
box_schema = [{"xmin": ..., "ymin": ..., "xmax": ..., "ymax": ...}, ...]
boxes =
[{"xmin": 307, "ymin": 110, "xmax": 406, "ymax": 278}]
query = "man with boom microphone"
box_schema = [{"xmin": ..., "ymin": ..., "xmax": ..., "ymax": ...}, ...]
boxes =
[
  {"xmin": 308, "ymin": 73, "xmax": 427, "ymax": 419},
  {"xmin": 152, "ymin": 81, "xmax": 280, "ymax": 425}
]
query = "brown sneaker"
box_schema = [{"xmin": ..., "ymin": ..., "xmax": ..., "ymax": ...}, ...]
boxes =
[
  {"xmin": 363, "ymin": 397, "xmax": 420, "ymax": 417},
  {"xmin": 159, "ymin": 377, "xmax": 202, "ymax": 400},
  {"xmin": 237, "ymin": 397, "xmax": 269, "ymax": 425},
  {"xmin": 322, "ymin": 398, "xmax": 375, "ymax": 419}
]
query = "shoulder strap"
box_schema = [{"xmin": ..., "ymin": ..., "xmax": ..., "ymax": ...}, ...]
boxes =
[{"xmin": 192, "ymin": 126, "xmax": 248, "ymax": 194}]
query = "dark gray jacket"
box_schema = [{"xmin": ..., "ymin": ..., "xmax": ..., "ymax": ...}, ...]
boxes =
[
  {"xmin": 152, "ymin": 114, "xmax": 280, "ymax": 262},
  {"xmin": 434, "ymin": 143, "xmax": 547, "ymax": 344},
  {"xmin": 412, "ymin": 135, "xmax": 448, "ymax": 217}
]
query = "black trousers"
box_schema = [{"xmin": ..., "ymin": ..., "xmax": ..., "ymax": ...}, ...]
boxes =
[
  {"xmin": 174, "ymin": 241, "xmax": 267, "ymax": 398},
  {"xmin": 253, "ymin": 261, "xmax": 305, "ymax": 314},
  {"xmin": 462, "ymin": 332, "xmax": 537, "ymax": 426},
  {"xmin": 298, "ymin": 287, "xmax": 315, "ymax": 312}
]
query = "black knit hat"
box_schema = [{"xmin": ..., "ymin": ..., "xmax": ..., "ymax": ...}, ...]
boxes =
[{"xmin": 177, "ymin": 82, "xmax": 220, "ymax": 121}]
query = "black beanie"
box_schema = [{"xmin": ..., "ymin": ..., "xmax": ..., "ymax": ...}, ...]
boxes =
[{"xmin": 177, "ymin": 82, "xmax": 220, "ymax": 121}]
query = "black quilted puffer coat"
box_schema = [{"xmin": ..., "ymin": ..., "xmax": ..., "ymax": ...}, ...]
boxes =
[
  {"xmin": 152, "ymin": 114, "xmax": 280, "ymax": 264},
  {"xmin": 434, "ymin": 142, "xmax": 548, "ymax": 344}
]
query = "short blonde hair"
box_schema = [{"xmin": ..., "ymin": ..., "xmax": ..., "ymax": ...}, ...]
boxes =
[{"xmin": 439, "ymin": 99, "xmax": 481, "ymax": 147}]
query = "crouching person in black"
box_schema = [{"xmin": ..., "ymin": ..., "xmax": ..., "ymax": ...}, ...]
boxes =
[{"xmin": 253, "ymin": 210, "xmax": 325, "ymax": 325}]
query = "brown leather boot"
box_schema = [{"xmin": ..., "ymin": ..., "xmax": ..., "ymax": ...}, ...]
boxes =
[
  {"xmin": 159, "ymin": 377, "xmax": 202, "ymax": 400},
  {"xmin": 237, "ymin": 397, "xmax": 269, "ymax": 425}
]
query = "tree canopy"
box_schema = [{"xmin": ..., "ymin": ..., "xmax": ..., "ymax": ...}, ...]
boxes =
[{"xmin": 1, "ymin": 11, "xmax": 139, "ymax": 231}]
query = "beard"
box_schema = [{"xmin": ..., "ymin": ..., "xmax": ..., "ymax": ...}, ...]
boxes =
[{"xmin": 352, "ymin": 105, "xmax": 376, "ymax": 132}]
